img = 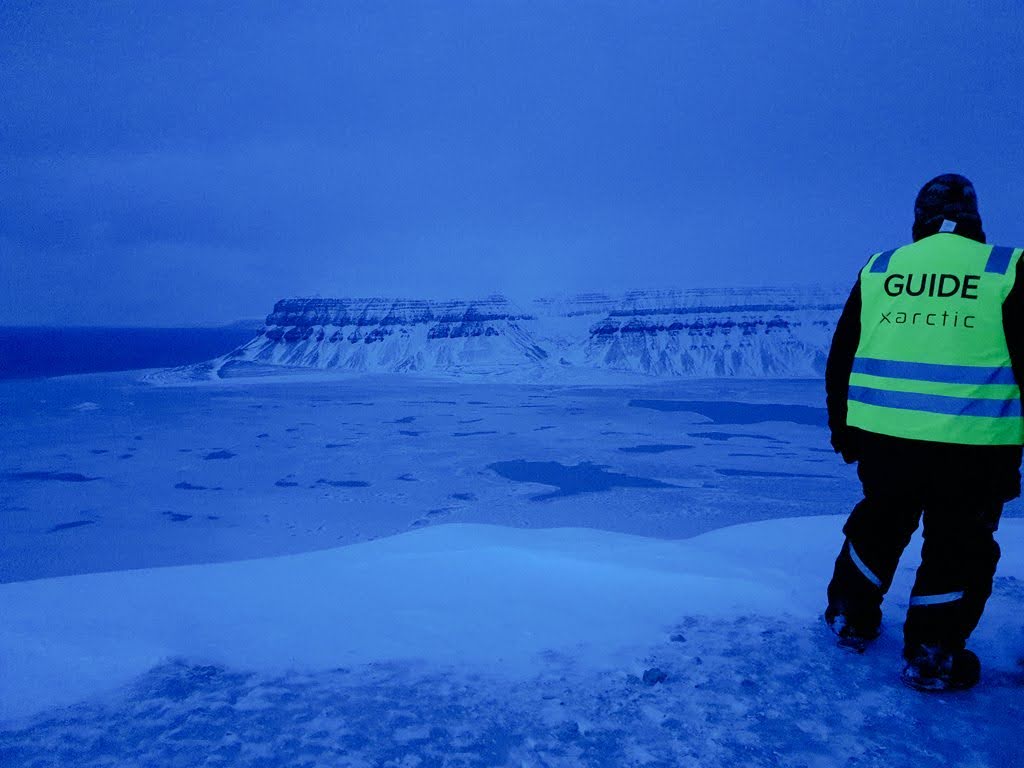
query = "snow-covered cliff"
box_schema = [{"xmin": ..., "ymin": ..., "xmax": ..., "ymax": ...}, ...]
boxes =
[
  {"xmin": 565, "ymin": 288, "xmax": 843, "ymax": 377},
  {"xmin": 225, "ymin": 295, "xmax": 547, "ymax": 376},
  {"xmin": 172, "ymin": 288, "xmax": 846, "ymax": 380}
]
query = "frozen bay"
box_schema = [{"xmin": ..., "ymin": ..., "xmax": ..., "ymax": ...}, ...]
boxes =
[{"xmin": 0, "ymin": 371, "xmax": 854, "ymax": 583}]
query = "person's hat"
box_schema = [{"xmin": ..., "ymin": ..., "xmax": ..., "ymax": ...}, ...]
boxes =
[{"xmin": 912, "ymin": 173, "xmax": 985, "ymax": 242}]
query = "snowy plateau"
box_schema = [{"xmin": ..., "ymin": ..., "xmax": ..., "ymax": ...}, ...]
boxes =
[
  {"xmin": 1, "ymin": 311, "xmax": 1023, "ymax": 767},
  {"xmin": 165, "ymin": 288, "xmax": 846, "ymax": 381}
]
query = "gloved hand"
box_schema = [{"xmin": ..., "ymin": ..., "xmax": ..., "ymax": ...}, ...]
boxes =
[{"xmin": 831, "ymin": 428, "xmax": 860, "ymax": 464}]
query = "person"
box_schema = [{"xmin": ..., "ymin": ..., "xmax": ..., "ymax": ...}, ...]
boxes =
[{"xmin": 823, "ymin": 173, "xmax": 1024, "ymax": 691}]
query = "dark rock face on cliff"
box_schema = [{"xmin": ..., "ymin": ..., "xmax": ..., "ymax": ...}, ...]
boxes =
[
  {"xmin": 194, "ymin": 288, "xmax": 844, "ymax": 379},
  {"xmin": 264, "ymin": 297, "xmax": 533, "ymax": 329}
]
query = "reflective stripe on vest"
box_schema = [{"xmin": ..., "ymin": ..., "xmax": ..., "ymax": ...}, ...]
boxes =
[{"xmin": 847, "ymin": 234, "xmax": 1024, "ymax": 445}]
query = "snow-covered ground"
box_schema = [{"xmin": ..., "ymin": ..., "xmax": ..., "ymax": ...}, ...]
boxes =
[{"xmin": 1, "ymin": 370, "xmax": 1022, "ymax": 767}]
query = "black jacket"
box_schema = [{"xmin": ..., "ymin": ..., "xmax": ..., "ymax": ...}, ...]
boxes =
[{"xmin": 825, "ymin": 236, "xmax": 1024, "ymax": 500}]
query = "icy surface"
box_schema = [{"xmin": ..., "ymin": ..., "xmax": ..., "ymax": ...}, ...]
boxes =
[
  {"xmin": 0, "ymin": 372, "xmax": 848, "ymax": 583},
  {"xmin": 1, "ymin": 371, "xmax": 1022, "ymax": 767}
]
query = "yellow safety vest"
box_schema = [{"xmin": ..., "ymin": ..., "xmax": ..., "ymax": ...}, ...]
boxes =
[{"xmin": 847, "ymin": 233, "xmax": 1024, "ymax": 445}]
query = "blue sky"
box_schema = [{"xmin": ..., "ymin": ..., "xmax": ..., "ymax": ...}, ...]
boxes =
[{"xmin": 2, "ymin": 1, "xmax": 1023, "ymax": 325}]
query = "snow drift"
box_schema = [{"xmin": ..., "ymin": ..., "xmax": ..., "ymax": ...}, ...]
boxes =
[
  {"xmin": 3, "ymin": 516, "xmax": 1023, "ymax": 722},
  {"xmin": 3, "ymin": 517, "xmax": 1023, "ymax": 766}
]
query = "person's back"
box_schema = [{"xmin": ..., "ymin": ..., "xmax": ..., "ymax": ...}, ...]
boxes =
[{"xmin": 824, "ymin": 173, "xmax": 1024, "ymax": 691}]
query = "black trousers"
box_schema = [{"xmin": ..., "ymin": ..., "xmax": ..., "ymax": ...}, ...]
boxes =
[{"xmin": 826, "ymin": 433, "xmax": 1020, "ymax": 653}]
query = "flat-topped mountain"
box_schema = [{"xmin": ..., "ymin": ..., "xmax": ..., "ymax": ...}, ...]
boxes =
[{"xmin": 165, "ymin": 288, "xmax": 846, "ymax": 380}]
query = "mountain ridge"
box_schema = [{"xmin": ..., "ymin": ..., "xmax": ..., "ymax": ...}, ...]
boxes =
[{"xmin": 152, "ymin": 287, "xmax": 846, "ymax": 381}]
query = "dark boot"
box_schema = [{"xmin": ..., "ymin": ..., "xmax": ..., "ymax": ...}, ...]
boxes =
[
  {"xmin": 824, "ymin": 603, "xmax": 881, "ymax": 653},
  {"xmin": 901, "ymin": 644, "xmax": 981, "ymax": 692}
]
